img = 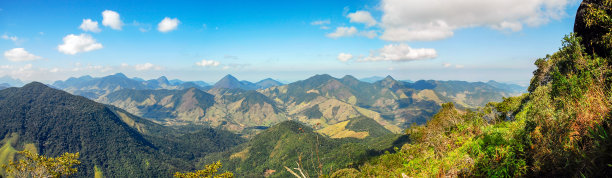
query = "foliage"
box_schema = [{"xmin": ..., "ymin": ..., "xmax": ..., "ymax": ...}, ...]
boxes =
[
  {"xmin": 332, "ymin": 5, "xmax": 612, "ymax": 175},
  {"xmin": 0, "ymin": 83, "xmax": 243, "ymax": 177},
  {"xmin": 583, "ymin": 0, "xmax": 612, "ymax": 56},
  {"xmin": 174, "ymin": 161, "xmax": 233, "ymax": 178},
  {"xmin": 202, "ymin": 120, "xmax": 408, "ymax": 177},
  {"xmin": 1, "ymin": 150, "xmax": 80, "ymax": 178}
]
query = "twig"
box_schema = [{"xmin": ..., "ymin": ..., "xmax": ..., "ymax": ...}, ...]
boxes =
[{"xmin": 284, "ymin": 166, "xmax": 301, "ymax": 178}]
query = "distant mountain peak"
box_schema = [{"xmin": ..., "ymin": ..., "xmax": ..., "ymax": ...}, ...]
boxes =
[
  {"xmin": 222, "ymin": 74, "xmax": 237, "ymax": 79},
  {"xmin": 383, "ymin": 75, "xmax": 395, "ymax": 81},
  {"xmin": 341, "ymin": 75, "xmax": 359, "ymax": 81},
  {"xmin": 110, "ymin": 73, "xmax": 128, "ymax": 78},
  {"xmin": 22, "ymin": 81, "xmax": 49, "ymax": 89},
  {"xmin": 213, "ymin": 74, "xmax": 243, "ymax": 89},
  {"xmin": 307, "ymin": 74, "xmax": 335, "ymax": 82},
  {"xmin": 256, "ymin": 78, "xmax": 283, "ymax": 89},
  {"xmin": 156, "ymin": 76, "xmax": 170, "ymax": 85},
  {"xmin": 259, "ymin": 78, "xmax": 276, "ymax": 82}
]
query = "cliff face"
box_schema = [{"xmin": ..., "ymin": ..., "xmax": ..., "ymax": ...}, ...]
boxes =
[{"xmin": 574, "ymin": 0, "xmax": 611, "ymax": 57}]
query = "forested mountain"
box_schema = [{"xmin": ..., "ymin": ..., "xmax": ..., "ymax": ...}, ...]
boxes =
[
  {"xmin": 202, "ymin": 120, "xmax": 407, "ymax": 177},
  {"xmin": 0, "ymin": 82, "xmax": 244, "ymax": 177}
]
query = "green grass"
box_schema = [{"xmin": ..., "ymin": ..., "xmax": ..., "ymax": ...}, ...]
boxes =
[{"xmin": 0, "ymin": 133, "xmax": 19, "ymax": 176}]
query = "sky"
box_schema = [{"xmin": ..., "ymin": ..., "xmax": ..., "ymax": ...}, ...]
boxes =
[{"xmin": 0, "ymin": 0, "xmax": 581, "ymax": 85}]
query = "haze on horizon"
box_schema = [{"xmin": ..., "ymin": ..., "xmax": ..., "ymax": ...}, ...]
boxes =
[{"xmin": 0, "ymin": 0, "xmax": 580, "ymax": 85}]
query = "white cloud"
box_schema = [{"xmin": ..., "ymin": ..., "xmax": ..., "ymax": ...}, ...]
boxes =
[
  {"xmin": 379, "ymin": 0, "xmax": 571, "ymax": 41},
  {"xmin": 326, "ymin": 26, "xmax": 358, "ymax": 38},
  {"xmin": 4, "ymin": 48, "xmax": 42, "ymax": 62},
  {"xmin": 362, "ymin": 43, "xmax": 437, "ymax": 62},
  {"xmin": 311, "ymin": 20, "xmax": 330, "ymax": 25},
  {"xmin": 134, "ymin": 63, "xmax": 162, "ymax": 71},
  {"xmin": 49, "ymin": 68, "xmax": 60, "ymax": 73},
  {"xmin": 347, "ymin": 11, "xmax": 377, "ymax": 27},
  {"xmin": 79, "ymin": 19, "xmax": 101, "ymax": 33},
  {"xmin": 158, "ymin": 17, "xmax": 180, "ymax": 33},
  {"xmin": 57, "ymin": 34, "xmax": 103, "ymax": 55},
  {"xmin": 442, "ymin": 62, "xmax": 464, "ymax": 68},
  {"xmin": 102, "ymin": 10, "xmax": 123, "ymax": 30},
  {"xmin": 360, "ymin": 30, "xmax": 377, "ymax": 39},
  {"xmin": 195, "ymin": 59, "xmax": 220, "ymax": 67},
  {"xmin": 19, "ymin": 64, "xmax": 32, "ymax": 71},
  {"xmin": 132, "ymin": 21, "xmax": 152, "ymax": 32},
  {"xmin": 337, "ymin": 53, "xmax": 353, "ymax": 62},
  {"xmin": 1, "ymin": 34, "xmax": 18, "ymax": 42},
  {"xmin": 491, "ymin": 21, "xmax": 523, "ymax": 32}
]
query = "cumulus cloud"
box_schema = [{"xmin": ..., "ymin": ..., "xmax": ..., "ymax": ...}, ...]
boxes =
[
  {"xmin": 1, "ymin": 34, "xmax": 18, "ymax": 42},
  {"xmin": 158, "ymin": 17, "xmax": 180, "ymax": 33},
  {"xmin": 57, "ymin": 34, "xmax": 103, "ymax": 55},
  {"xmin": 102, "ymin": 10, "xmax": 123, "ymax": 30},
  {"xmin": 195, "ymin": 59, "xmax": 220, "ymax": 67},
  {"xmin": 362, "ymin": 43, "xmax": 437, "ymax": 62},
  {"xmin": 360, "ymin": 30, "xmax": 377, "ymax": 39},
  {"xmin": 337, "ymin": 53, "xmax": 353, "ymax": 62},
  {"xmin": 4, "ymin": 48, "xmax": 42, "ymax": 62},
  {"xmin": 311, "ymin": 20, "xmax": 331, "ymax": 25},
  {"xmin": 379, "ymin": 0, "xmax": 571, "ymax": 41},
  {"xmin": 79, "ymin": 19, "xmax": 101, "ymax": 33},
  {"xmin": 134, "ymin": 63, "xmax": 157, "ymax": 71},
  {"xmin": 326, "ymin": 26, "xmax": 358, "ymax": 38},
  {"xmin": 443, "ymin": 63, "xmax": 452, "ymax": 68},
  {"xmin": 311, "ymin": 20, "xmax": 331, "ymax": 29},
  {"xmin": 347, "ymin": 11, "xmax": 377, "ymax": 27}
]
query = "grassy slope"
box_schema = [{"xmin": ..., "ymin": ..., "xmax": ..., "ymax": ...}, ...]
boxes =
[{"xmin": 331, "ymin": 4, "xmax": 612, "ymax": 176}]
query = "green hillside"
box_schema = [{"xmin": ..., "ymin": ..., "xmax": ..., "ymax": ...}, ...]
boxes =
[
  {"xmin": 332, "ymin": 1, "xmax": 612, "ymax": 176},
  {"xmin": 202, "ymin": 120, "xmax": 407, "ymax": 177},
  {"xmin": 0, "ymin": 82, "xmax": 243, "ymax": 177}
]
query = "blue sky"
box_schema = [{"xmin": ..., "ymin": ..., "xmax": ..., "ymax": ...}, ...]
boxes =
[{"xmin": 0, "ymin": 0, "xmax": 580, "ymax": 85}]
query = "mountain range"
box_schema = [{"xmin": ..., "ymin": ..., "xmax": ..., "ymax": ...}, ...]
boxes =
[
  {"xmin": 49, "ymin": 73, "xmax": 526, "ymax": 137},
  {"xmin": 0, "ymin": 82, "xmax": 405, "ymax": 177}
]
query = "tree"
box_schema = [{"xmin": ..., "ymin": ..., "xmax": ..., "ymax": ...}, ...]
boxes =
[
  {"xmin": 1, "ymin": 150, "xmax": 80, "ymax": 178},
  {"xmin": 174, "ymin": 161, "xmax": 233, "ymax": 178}
]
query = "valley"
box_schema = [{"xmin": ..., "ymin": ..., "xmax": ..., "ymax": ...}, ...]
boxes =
[{"xmin": 1, "ymin": 0, "xmax": 607, "ymax": 177}]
